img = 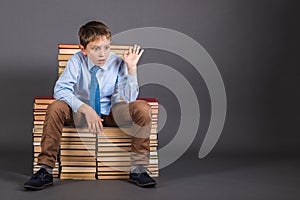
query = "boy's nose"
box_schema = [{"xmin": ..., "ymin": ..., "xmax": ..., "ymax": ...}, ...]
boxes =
[{"xmin": 99, "ymin": 50, "xmax": 105, "ymax": 57}]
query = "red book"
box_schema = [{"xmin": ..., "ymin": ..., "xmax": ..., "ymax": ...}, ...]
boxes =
[{"xmin": 34, "ymin": 96, "xmax": 55, "ymax": 104}]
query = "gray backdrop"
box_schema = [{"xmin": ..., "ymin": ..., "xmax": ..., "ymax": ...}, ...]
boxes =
[{"xmin": 0, "ymin": 0, "xmax": 299, "ymax": 170}]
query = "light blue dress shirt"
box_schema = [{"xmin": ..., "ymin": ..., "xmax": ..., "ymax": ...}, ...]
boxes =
[{"xmin": 54, "ymin": 51, "xmax": 139, "ymax": 115}]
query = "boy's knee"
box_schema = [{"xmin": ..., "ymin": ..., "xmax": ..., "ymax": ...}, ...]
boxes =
[
  {"xmin": 47, "ymin": 100, "xmax": 69, "ymax": 115},
  {"xmin": 131, "ymin": 100, "xmax": 150, "ymax": 112},
  {"xmin": 130, "ymin": 100, "xmax": 151, "ymax": 120}
]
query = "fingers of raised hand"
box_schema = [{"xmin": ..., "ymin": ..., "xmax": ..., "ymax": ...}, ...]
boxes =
[{"xmin": 129, "ymin": 44, "xmax": 143, "ymax": 54}]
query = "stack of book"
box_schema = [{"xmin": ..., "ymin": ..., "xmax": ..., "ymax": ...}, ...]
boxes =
[
  {"xmin": 97, "ymin": 127, "xmax": 132, "ymax": 179},
  {"xmin": 58, "ymin": 44, "xmax": 132, "ymax": 77},
  {"xmin": 97, "ymin": 98, "xmax": 159, "ymax": 179},
  {"xmin": 33, "ymin": 97, "xmax": 59, "ymax": 177},
  {"xmin": 60, "ymin": 127, "xmax": 97, "ymax": 180},
  {"xmin": 147, "ymin": 98, "xmax": 159, "ymax": 178},
  {"xmin": 58, "ymin": 44, "xmax": 80, "ymax": 77},
  {"xmin": 32, "ymin": 97, "xmax": 159, "ymax": 180}
]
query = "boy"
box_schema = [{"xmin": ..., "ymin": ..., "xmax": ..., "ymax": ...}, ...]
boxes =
[{"xmin": 24, "ymin": 21, "xmax": 156, "ymax": 189}]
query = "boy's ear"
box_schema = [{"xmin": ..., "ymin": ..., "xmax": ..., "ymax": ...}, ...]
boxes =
[{"xmin": 80, "ymin": 45, "xmax": 87, "ymax": 55}]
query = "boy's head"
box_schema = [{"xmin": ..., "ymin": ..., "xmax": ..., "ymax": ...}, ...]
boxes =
[
  {"xmin": 78, "ymin": 21, "xmax": 111, "ymax": 49},
  {"xmin": 79, "ymin": 21, "xmax": 111, "ymax": 66}
]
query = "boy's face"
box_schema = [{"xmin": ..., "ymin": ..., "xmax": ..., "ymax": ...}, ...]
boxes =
[{"xmin": 81, "ymin": 36, "xmax": 110, "ymax": 67}]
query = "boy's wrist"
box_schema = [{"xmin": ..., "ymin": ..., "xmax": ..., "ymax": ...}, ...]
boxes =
[
  {"xmin": 78, "ymin": 104, "xmax": 90, "ymax": 114},
  {"xmin": 128, "ymin": 66, "xmax": 137, "ymax": 76}
]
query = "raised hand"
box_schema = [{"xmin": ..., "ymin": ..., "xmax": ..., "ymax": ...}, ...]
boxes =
[{"xmin": 123, "ymin": 44, "xmax": 144, "ymax": 76}]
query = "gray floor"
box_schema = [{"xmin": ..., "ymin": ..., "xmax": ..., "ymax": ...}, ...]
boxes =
[{"xmin": 0, "ymin": 150, "xmax": 299, "ymax": 200}]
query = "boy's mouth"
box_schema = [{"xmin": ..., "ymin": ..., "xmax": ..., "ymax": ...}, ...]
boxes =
[{"xmin": 98, "ymin": 59, "xmax": 106, "ymax": 65}]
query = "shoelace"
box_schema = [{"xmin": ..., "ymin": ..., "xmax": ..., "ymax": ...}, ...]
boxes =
[
  {"xmin": 32, "ymin": 169, "xmax": 47, "ymax": 179},
  {"xmin": 32, "ymin": 172, "xmax": 43, "ymax": 179},
  {"xmin": 133, "ymin": 166, "xmax": 153, "ymax": 175}
]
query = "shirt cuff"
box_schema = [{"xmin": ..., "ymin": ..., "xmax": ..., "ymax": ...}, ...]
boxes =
[{"xmin": 72, "ymin": 97, "xmax": 85, "ymax": 113}]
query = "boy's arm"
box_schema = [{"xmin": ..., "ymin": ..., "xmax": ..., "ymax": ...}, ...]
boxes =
[
  {"xmin": 115, "ymin": 61, "xmax": 139, "ymax": 102},
  {"xmin": 113, "ymin": 45, "xmax": 144, "ymax": 102},
  {"xmin": 54, "ymin": 56, "xmax": 84, "ymax": 112},
  {"xmin": 123, "ymin": 45, "xmax": 144, "ymax": 77}
]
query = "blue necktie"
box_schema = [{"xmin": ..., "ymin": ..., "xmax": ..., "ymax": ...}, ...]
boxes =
[{"xmin": 90, "ymin": 66, "xmax": 101, "ymax": 116}]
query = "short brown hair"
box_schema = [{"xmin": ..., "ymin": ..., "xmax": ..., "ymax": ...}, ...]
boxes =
[{"xmin": 78, "ymin": 21, "xmax": 111, "ymax": 48}]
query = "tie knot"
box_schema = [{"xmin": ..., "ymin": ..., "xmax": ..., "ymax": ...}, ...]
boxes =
[{"xmin": 90, "ymin": 66, "xmax": 100, "ymax": 74}]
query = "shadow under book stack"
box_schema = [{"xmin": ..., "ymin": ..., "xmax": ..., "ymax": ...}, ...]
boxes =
[
  {"xmin": 97, "ymin": 98, "xmax": 159, "ymax": 180},
  {"xmin": 33, "ymin": 97, "xmax": 59, "ymax": 177}
]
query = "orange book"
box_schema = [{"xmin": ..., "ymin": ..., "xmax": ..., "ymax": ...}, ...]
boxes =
[{"xmin": 58, "ymin": 44, "xmax": 80, "ymax": 49}]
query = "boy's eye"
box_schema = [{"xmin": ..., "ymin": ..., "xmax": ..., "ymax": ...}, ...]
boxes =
[
  {"xmin": 93, "ymin": 47, "xmax": 99, "ymax": 51},
  {"xmin": 105, "ymin": 45, "xmax": 110, "ymax": 50}
]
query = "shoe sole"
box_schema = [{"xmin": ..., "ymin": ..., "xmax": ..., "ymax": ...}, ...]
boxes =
[
  {"xmin": 129, "ymin": 179, "xmax": 156, "ymax": 187},
  {"xmin": 24, "ymin": 182, "xmax": 53, "ymax": 190}
]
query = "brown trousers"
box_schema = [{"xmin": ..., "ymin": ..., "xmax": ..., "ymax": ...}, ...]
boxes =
[{"xmin": 38, "ymin": 100, "xmax": 151, "ymax": 168}]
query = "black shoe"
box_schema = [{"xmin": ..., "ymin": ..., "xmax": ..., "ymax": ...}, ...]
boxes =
[
  {"xmin": 24, "ymin": 168, "xmax": 53, "ymax": 190},
  {"xmin": 129, "ymin": 166, "xmax": 157, "ymax": 187}
]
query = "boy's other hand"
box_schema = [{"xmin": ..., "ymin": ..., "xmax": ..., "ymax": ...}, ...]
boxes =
[
  {"xmin": 123, "ymin": 44, "xmax": 144, "ymax": 76},
  {"xmin": 78, "ymin": 104, "xmax": 104, "ymax": 134}
]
